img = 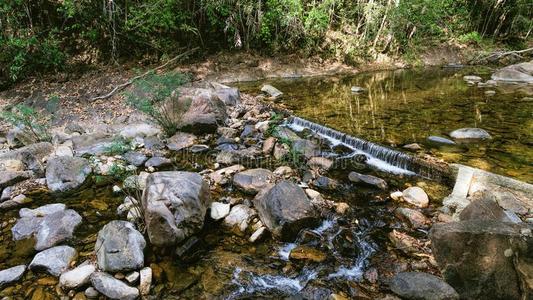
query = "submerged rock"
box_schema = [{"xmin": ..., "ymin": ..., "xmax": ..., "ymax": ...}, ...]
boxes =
[
  {"xmin": 402, "ymin": 187, "xmax": 429, "ymax": 208},
  {"xmin": 430, "ymin": 220, "xmax": 532, "ymax": 299},
  {"xmin": 142, "ymin": 171, "xmax": 211, "ymax": 247},
  {"xmin": 29, "ymin": 245, "xmax": 77, "ymax": 276},
  {"xmin": 95, "ymin": 221, "xmax": 146, "ymax": 272},
  {"xmin": 253, "ymin": 181, "xmax": 319, "ymax": 241},
  {"xmin": 390, "ymin": 272, "xmax": 459, "ymax": 300},
  {"xmin": 449, "ymin": 128, "xmax": 492, "ymax": 140},
  {"xmin": 261, "ymin": 84, "xmax": 283, "ymax": 98},
  {"xmin": 46, "ymin": 156, "xmax": 91, "ymax": 193},
  {"xmin": 233, "ymin": 168, "xmax": 274, "ymax": 194},
  {"xmin": 348, "ymin": 171, "xmax": 388, "ymax": 190},
  {"xmin": 427, "ymin": 136, "xmax": 456, "ymax": 145},
  {"xmin": 90, "ymin": 272, "xmax": 139, "ymax": 300},
  {"xmin": 0, "ymin": 265, "xmax": 26, "ymax": 288}
]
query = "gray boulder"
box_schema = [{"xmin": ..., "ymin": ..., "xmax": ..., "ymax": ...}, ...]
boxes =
[
  {"xmin": 253, "ymin": 181, "xmax": 319, "ymax": 241},
  {"xmin": 46, "ymin": 156, "xmax": 91, "ymax": 193},
  {"xmin": 144, "ymin": 156, "xmax": 172, "ymax": 168},
  {"xmin": 167, "ymin": 132, "xmax": 196, "ymax": 151},
  {"xmin": 123, "ymin": 152, "xmax": 148, "ymax": 167},
  {"xmin": 430, "ymin": 220, "xmax": 533, "ymax": 300},
  {"xmin": 211, "ymin": 82, "xmax": 240, "ymax": 106},
  {"xmin": 142, "ymin": 171, "xmax": 211, "ymax": 247},
  {"xmin": 233, "ymin": 168, "xmax": 274, "ymax": 194},
  {"xmin": 95, "ymin": 221, "xmax": 146, "ymax": 272},
  {"xmin": 348, "ymin": 171, "xmax": 388, "ymax": 190},
  {"xmin": 459, "ymin": 197, "xmax": 517, "ymax": 223},
  {"xmin": 0, "ymin": 171, "xmax": 32, "ymax": 190},
  {"xmin": 90, "ymin": 272, "xmax": 139, "ymax": 300},
  {"xmin": 176, "ymin": 88, "xmax": 228, "ymax": 134},
  {"xmin": 29, "ymin": 245, "xmax": 77, "ymax": 276},
  {"xmin": 491, "ymin": 61, "xmax": 533, "ymax": 83},
  {"xmin": 390, "ymin": 272, "xmax": 459, "ymax": 300},
  {"xmin": 0, "ymin": 265, "xmax": 26, "ymax": 288},
  {"xmin": 0, "ymin": 142, "xmax": 53, "ymax": 174},
  {"xmin": 449, "ymin": 128, "xmax": 492, "ymax": 140}
]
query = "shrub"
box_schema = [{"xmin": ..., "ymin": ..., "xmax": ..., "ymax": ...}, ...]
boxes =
[
  {"xmin": 104, "ymin": 137, "xmax": 133, "ymax": 155},
  {"xmin": 0, "ymin": 104, "xmax": 52, "ymax": 145}
]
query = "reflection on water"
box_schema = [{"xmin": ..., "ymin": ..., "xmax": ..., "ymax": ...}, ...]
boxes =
[{"xmin": 237, "ymin": 67, "xmax": 533, "ymax": 182}]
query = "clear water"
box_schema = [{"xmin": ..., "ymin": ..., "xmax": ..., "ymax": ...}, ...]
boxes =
[{"xmin": 237, "ymin": 67, "xmax": 533, "ymax": 183}]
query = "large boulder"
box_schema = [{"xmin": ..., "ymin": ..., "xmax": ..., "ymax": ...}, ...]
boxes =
[
  {"xmin": 253, "ymin": 181, "xmax": 319, "ymax": 241},
  {"xmin": 0, "ymin": 142, "xmax": 53, "ymax": 174},
  {"xmin": 12, "ymin": 204, "xmax": 82, "ymax": 251},
  {"xmin": 449, "ymin": 128, "xmax": 492, "ymax": 140},
  {"xmin": 491, "ymin": 61, "xmax": 533, "ymax": 83},
  {"xmin": 0, "ymin": 171, "xmax": 32, "ymax": 190},
  {"xmin": 90, "ymin": 272, "xmax": 139, "ymax": 300},
  {"xmin": 390, "ymin": 272, "xmax": 459, "ymax": 300},
  {"xmin": 175, "ymin": 88, "xmax": 227, "ymax": 134},
  {"xmin": 233, "ymin": 168, "xmax": 274, "ymax": 194},
  {"xmin": 142, "ymin": 171, "xmax": 211, "ymax": 247},
  {"xmin": 430, "ymin": 220, "xmax": 533, "ymax": 300},
  {"xmin": 46, "ymin": 156, "xmax": 91, "ymax": 193},
  {"xmin": 29, "ymin": 245, "xmax": 77, "ymax": 276},
  {"xmin": 211, "ymin": 82, "xmax": 240, "ymax": 106},
  {"xmin": 95, "ymin": 221, "xmax": 146, "ymax": 272}
]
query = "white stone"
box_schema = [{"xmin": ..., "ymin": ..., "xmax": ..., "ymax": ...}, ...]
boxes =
[
  {"xmin": 139, "ymin": 267, "xmax": 152, "ymax": 296},
  {"xmin": 249, "ymin": 227, "xmax": 266, "ymax": 243},
  {"xmin": 125, "ymin": 271, "xmax": 140, "ymax": 283},
  {"xmin": 390, "ymin": 191, "xmax": 404, "ymax": 201},
  {"xmin": 402, "ymin": 187, "xmax": 429, "ymax": 208},
  {"xmin": 59, "ymin": 264, "xmax": 96, "ymax": 289},
  {"xmin": 210, "ymin": 202, "xmax": 231, "ymax": 220}
]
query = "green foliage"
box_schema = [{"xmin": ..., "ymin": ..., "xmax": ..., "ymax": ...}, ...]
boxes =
[
  {"xmin": 104, "ymin": 137, "xmax": 132, "ymax": 155},
  {"xmin": 126, "ymin": 72, "xmax": 191, "ymax": 136},
  {"xmin": 458, "ymin": 31, "xmax": 483, "ymax": 45},
  {"xmin": 0, "ymin": 104, "xmax": 52, "ymax": 145}
]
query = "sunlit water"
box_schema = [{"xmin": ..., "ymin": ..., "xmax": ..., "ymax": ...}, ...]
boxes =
[{"xmin": 237, "ymin": 67, "xmax": 533, "ymax": 183}]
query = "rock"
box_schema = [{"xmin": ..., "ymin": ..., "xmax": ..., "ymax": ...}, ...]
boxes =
[
  {"xmin": 292, "ymin": 139, "xmax": 320, "ymax": 158},
  {"xmin": 223, "ymin": 204, "xmax": 256, "ymax": 234},
  {"xmin": 0, "ymin": 142, "xmax": 53, "ymax": 173},
  {"xmin": 0, "ymin": 193, "xmax": 31, "ymax": 210},
  {"xmin": 402, "ymin": 187, "xmax": 429, "ymax": 208},
  {"xmin": 394, "ymin": 207, "xmax": 429, "ymax": 228},
  {"xmin": 463, "ymin": 75, "xmax": 482, "ymax": 82},
  {"xmin": 210, "ymin": 202, "xmax": 231, "ymax": 220},
  {"xmin": 427, "ymin": 136, "xmax": 456, "ymax": 145},
  {"xmin": 459, "ymin": 198, "xmax": 517, "ymax": 222},
  {"xmin": 307, "ymin": 157, "xmax": 333, "ymax": 171},
  {"xmin": 240, "ymin": 124, "xmax": 256, "ymax": 139},
  {"xmin": 253, "ymin": 181, "xmax": 319, "ymax": 241},
  {"xmin": 144, "ymin": 156, "xmax": 172, "ymax": 168},
  {"xmin": 123, "ymin": 152, "xmax": 147, "ymax": 167},
  {"xmin": 119, "ymin": 123, "xmax": 160, "ymax": 139},
  {"xmin": 491, "ymin": 61, "xmax": 533, "ymax": 83},
  {"xmin": 262, "ymin": 137, "xmax": 276, "ymax": 155},
  {"xmin": 289, "ymin": 245, "xmax": 327, "ymax": 263},
  {"xmin": 273, "ymin": 142, "xmax": 290, "ymax": 159},
  {"xmin": 142, "ymin": 171, "xmax": 211, "ymax": 247},
  {"xmin": 85, "ymin": 287, "xmax": 99, "ymax": 298},
  {"xmin": 125, "ymin": 271, "xmax": 139, "ymax": 283},
  {"xmin": 12, "ymin": 204, "xmax": 82, "ymax": 251},
  {"xmin": 261, "ymin": 84, "xmax": 283, "ymax": 98},
  {"xmin": 390, "ymin": 191, "xmax": 403, "ymax": 201},
  {"xmin": 403, "ymin": 143, "xmax": 422, "ymax": 150},
  {"xmin": 233, "ymin": 168, "xmax": 274, "ymax": 194},
  {"xmin": 0, "ymin": 159, "xmax": 24, "ymax": 171},
  {"xmin": 95, "ymin": 221, "xmax": 146, "ymax": 272},
  {"xmin": 65, "ymin": 123, "xmax": 85, "ymax": 134},
  {"xmin": 176, "ymin": 88, "xmax": 228, "ymax": 134},
  {"xmin": 167, "ymin": 132, "xmax": 196, "ymax": 151},
  {"xmin": 53, "ymin": 144, "xmax": 74, "ymax": 157},
  {"xmin": 249, "ymin": 226, "xmax": 267, "ymax": 243},
  {"xmin": 0, "ymin": 265, "xmax": 26, "ymax": 288},
  {"xmin": 485, "ymin": 90, "xmax": 496, "ymax": 96},
  {"xmin": 430, "ymin": 220, "xmax": 532, "ymax": 299},
  {"xmin": 273, "ymin": 166, "xmax": 293, "ymax": 177},
  {"xmin": 90, "ymin": 272, "xmax": 139, "ymax": 300},
  {"xmin": 312, "ymin": 176, "xmax": 339, "ymax": 191},
  {"xmin": 350, "ymin": 86, "xmax": 366, "ymax": 93},
  {"xmin": 449, "ymin": 128, "xmax": 492, "ymax": 140},
  {"xmin": 390, "ymin": 272, "xmax": 459, "ymax": 300},
  {"xmin": 59, "ymin": 264, "xmax": 96, "ymax": 289},
  {"xmin": 348, "ymin": 172, "xmax": 388, "ymax": 190},
  {"xmin": 139, "ymin": 267, "xmax": 152, "ymax": 295},
  {"xmin": 212, "ymin": 83, "xmax": 240, "ymax": 106},
  {"xmin": 274, "ymin": 127, "xmax": 300, "ymax": 142},
  {"xmin": 0, "ymin": 171, "xmax": 32, "ymax": 190},
  {"xmin": 46, "ymin": 156, "xmax": 91, "ymax": 193},
  {"xmin": 29, "ymin": 245, "xmax": 77, "ymax": 276},
  {"xmin": 0, "ymin": 186, "xmax": 12, "ymax": 201}
]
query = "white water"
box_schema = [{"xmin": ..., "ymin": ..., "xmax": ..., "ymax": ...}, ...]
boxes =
[{"xmin": 286, "ymin": 117, "xmax": 417, "ymax": 175}]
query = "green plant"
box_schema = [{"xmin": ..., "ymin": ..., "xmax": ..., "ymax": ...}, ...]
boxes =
[
  {"xmin": 458, "ymin": 31, "xmax": 483, "ymax": 45},
  {"xmin": 104, "ymin": 137, "xmax": 133, "ymax": 155},
  {"xmin": 126, "ymin": 71, "xmax": 191, "ymax": 136},
  {"xmin": 0, "ymin": 104, "xmax": 52, "ymax": 145}
]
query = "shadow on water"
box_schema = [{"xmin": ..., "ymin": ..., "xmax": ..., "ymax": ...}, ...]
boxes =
[{"xmin": 236, "ymin": 67, "xmax": 533, "ymax": 183}]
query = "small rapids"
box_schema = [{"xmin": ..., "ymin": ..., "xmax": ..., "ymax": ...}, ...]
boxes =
[
  {"xmin": 227, "ymin": 218, "xmax": 377, "ymax": 298},
  {"xmin": 286, "ymin": 116, "xmax": 445, "ymax": 179}
]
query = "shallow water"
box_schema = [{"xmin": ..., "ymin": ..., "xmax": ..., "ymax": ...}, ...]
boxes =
[{"xmin": 237, "ymin": 67, "xmax": 533, "ymax": 183}]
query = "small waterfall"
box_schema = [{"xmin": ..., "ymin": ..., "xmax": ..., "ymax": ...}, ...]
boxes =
[{"xmin": 286, "ymin": 116, "xmax": 449, "ymax": 180}]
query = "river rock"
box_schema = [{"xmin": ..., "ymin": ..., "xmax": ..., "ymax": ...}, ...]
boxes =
[
  {"xmin": 449, "ymin": 128, "xmax": 492, "ymax": 140},
  {"xmin": 292, "ymin": 139, "xmax": 320, "ymax": 158},
  {"xmin": 46, "ymin": 156, "xmax": 91, "ymax": 193},
  {"xmin": 0, "ymin": 142, "xmax": 53, "ymax": 174},
  {"xmin": 144, "ymin": 156, "xmax": 172, "ymax": 168},
  {"xmin": 402, "ymin": 187, "xmax": 429, "ymax": 208},
  {"xmin": 390, "ymin": 272, "xmax": 459, "ymax": 300},
  {"xmin": 253, "ymin": 181, "xmax": 319, "ymax": 241},
  {"xmin": 430, "ymin": 220, "xmax": 533, "ymax": 299},
  {"xmin": 463, "ymin": 75, "xmax": 482, "ymax": 82},
  {"xmin": 139, "ymin": 267, "xmax": 152, "ymax": 295},
  {"xmin": 167, "ymin": 132, "xmax": 196, "ymax": 151},
  {"xmin": 123, "ymin": 152, "xmax": 147, "ymax": 167},
  {"xmin": 0, "ymin": 171, "xmax": 32, "ymax": 190},
  {"xmin": 0, "ymin": 159, "xmax": 24, "ymax": 171},
  {"xmin": 394, "ymin": 207, "xmax": 429, "ymax": 228},
  {"xmin": 458, "ymin": 198, "xmax": 516, "ymax": 222},
  {"xmin": 212, "ymin": 83, "xmax": 240, "ymax": 106},
  {"xmin": 142, "ymin": 171, "xmax": 211, "ymax": 247},
  {"xmin": 350, "ymin": 86, "xmax": 366, "ymax": 93},
  {"xmin": 262, "ymin": 137, "xmax": 276, "ymax": 155},
  {"xmin": 0, "ymin": 265, "xmax": 26, "ymax": 288},
  {"xmin": 210, "ymin": 202, "xmax": 231, "ymax": 220},
  {"xmin": 289, "ymin": 245, "xmax": 327, "ymax": 263},
  {"xmin": 119, "ymin": 123, "xmax": 160, "ymax": 139},
  {"xmin": 233, "ymin": 168, "xmax": 274, "ymax": 194},
  {"xmin": 85, "ymin": 287, "xmax": 99, "ymax": 298},
  {"xmin": 427, "ymin": 136, "xmax": 456, "ymax": 145},
  {"xmin": 348, "ymin": 171, "xmax": 388, "ymax": 190},
  {"xmin": 95, "ymin": 221, "xmax": 146, "ymax": 272},
  {"xmin": 60, "ymin": 264, "xmax": 96, "ymax": 289},
  {"xmin": 176, "ymin": 88, "xmax": 228, "ymax": 134},
  {"xmin": 90, "ymin": 272, "xmax": 139, "ymax": 300},
  {"xmin": 307, "ymin": 157, "xmax": 333, "ymax": 171},
  {"xmin": 29, "ymin": 245, "xmax": 77, "ymax": 276},
  {"xmin": 261, "ymin": 84, "xmax": 283, "ymax": 98},
  {"xmin": 223, "ymin": 204, "xmax": 256, "ymax": 234},
  {"xmin": 0, "ymin": 186, "xmax": 12, "ymax": 201},
  {"xmin": 491, "ymin": 61, "xmax": 533, "ymax": 83}
]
